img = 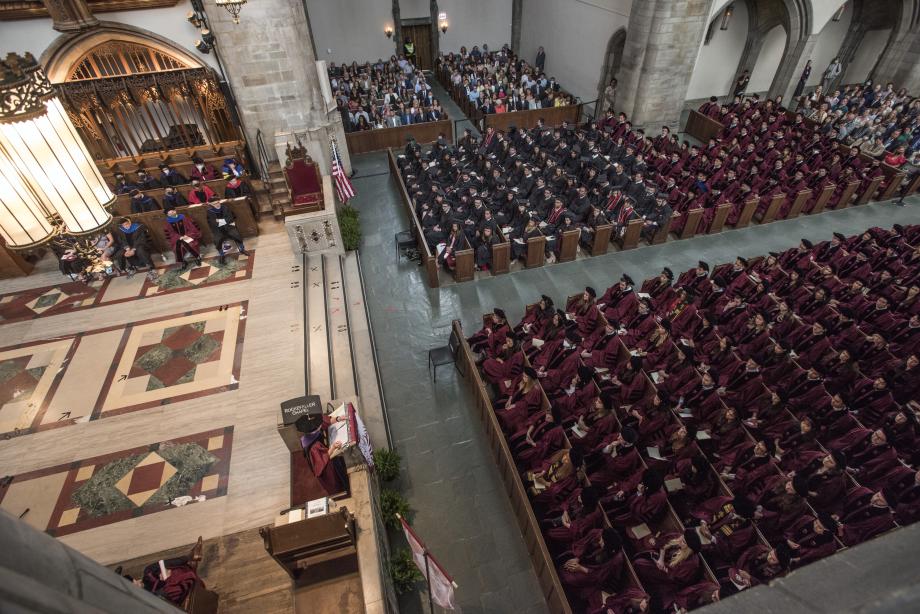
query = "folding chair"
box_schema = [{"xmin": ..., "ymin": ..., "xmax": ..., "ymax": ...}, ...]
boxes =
[
  {"xmin": 428, "ymin": 328, "xmax": 464, "ymax": 382},
  {"xmin": 395, "ymin": 230, "xmax": 416, "ymax": 263}
]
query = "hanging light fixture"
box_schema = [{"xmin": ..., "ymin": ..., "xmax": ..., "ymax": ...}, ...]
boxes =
[
  {"xmin": 215, "ymin": 0, "xmax": 247, "ymax": 24},
  {"xmin": 0, "ymin": 52, "xmax": 113, "ymax": 249},
  {"xmin": 720, "ymin": 4, "xmax": 734, "ymax": 30},
  {"xmin": 832, "ymin": 2, "xmax": 846, "ymax": 21}
]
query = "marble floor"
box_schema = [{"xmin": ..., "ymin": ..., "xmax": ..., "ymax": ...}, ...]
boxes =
[{"xmin": 0, "ymin": 221, "xmax": 307, "ymax": 564}]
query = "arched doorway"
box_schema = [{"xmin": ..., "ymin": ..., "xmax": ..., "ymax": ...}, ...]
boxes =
[{"xmin": 595, "ymin": 28, "xmax": 627, "ymax": 118}]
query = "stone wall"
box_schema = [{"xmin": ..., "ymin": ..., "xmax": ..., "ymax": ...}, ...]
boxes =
[{"xmin": 203, "ymin": 0, "xmax": 347, "ymax": 169}]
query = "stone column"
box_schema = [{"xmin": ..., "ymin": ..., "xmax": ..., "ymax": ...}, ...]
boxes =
[
  {"xmin": 203, "ymin": 0, "xmax": 350, "ymax": 172},
  {"xmin": 430, "ymin": 0, "xmax": 440, "ymax": 60},
  {"xmin": 40, "ymin": 0, "xmax": 97, "ymax": 32},
  {"xmin": 617, "ymin": 0, "xmax": 714, "ymax": 129},
  {"xmin": 511, "ymin": 0, "xmax": 523, "ymax": 54},
  {"xmin": 771, "ymin": 34, "xmax": 819, "ymax": 102},
  {"xmin": 872, "ymin": 29, "xmax": 920, "ymax": 90},
  {"xmin": 0, "ymin": 509, "xmax": 180, "ymax": 613},
  {"xmin": 392, "ymin": 0, "xmax": 403, "ymax": 56}
]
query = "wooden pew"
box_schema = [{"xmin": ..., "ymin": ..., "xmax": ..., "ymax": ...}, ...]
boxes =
[
  {"xmin": 708, "ymin": 203, "xmax": 732, "ymax": 234},
  {"xmin": 732, "ymin": 197, "xmax": 758, "ymax": 229},
  {"xmin": 491, "ymin": 229, "xmax": 511, "ymax": 276},
  {"xmin": 345, "ymin": 118, "xmax": 453, "ymax": 155},
  {"xmin": 452, "ymin": 321, "xmax": 574, "ymax": 614},
  {"xmin": 453, "ymin": 235, "xmax": 475, "ymax": 283},
  {"xmin": 678, "ymin": 207, "xmax": 703, "ymax": 240},
  {"xmin": 590, "ymin": 224, "xmax": 614, "ymax": 256},
  {"xmin": 785, "ymin": 189, "xmax": 812, "ymax": 219},
  {"xmin": 617, "ymin": 219, "xmax": 643, "ymax": 251},
  {"xmin": 755, "ymin": 193, "xmax": 784, "ymax": 225},
  {"xmin": 856, "ymin": 175, "xmax": 883, "ymax": 205},
  {"xmin": 810, "ymin": 183, "xmax": 835, "ymax": 215},
  {"xmin": 482, "ymin": 105, "xmax": 581, "ymax": 132},
  {"xmin": 112, "ymin": 178, "xmax": 229, "ymax": 216},
  {"xmin": 99, "ymin": 141, "xmax": 245, "ymax": 182},
  {"xmin": 558, "ymin": 229, "xmax": 580, "ymax": 263},
  {"xmin": 124, "ymin": 197, "xmax": 257, "ymax": 255},
  {"xmin": 651, "ymin": 213, "xmax": 675, "ymax": 245},
  {"xmin": 832, "ymin": 179, "xmax": 860, "ymax": 210},
  {"xmin": 683, "ymin": 110, "xmax": 724, "ymax": 143},
  {"xmin": 878, "ymin": 164, "xmax": 906, "ymax": 201},
  {"xmin": 906, "ymin": 172, "xmax": 920, "ymax": 197},
  {"xmin": 525, "ymin": 232, "xmax": 547, "ymax": 269}
]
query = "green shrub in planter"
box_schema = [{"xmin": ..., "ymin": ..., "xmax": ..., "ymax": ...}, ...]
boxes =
[
  {"xmin": 389, "ymin": 548, "xmax": 424, "ymax": 595},
  {"xmin": 380, "ymin": 487, "xmax": 410, "ymax": 530},
  {"xmin": 338, "ymin": 205, "xmax": 361, "ymax": 251},
  {"xmin": 373, "ymin": 448, "xmax": 401, "ymax": 482}
]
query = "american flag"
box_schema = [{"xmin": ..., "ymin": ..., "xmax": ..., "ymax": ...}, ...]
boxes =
[{"xmin": 331, "ymin": 138, "xmax": 355, "ymax": 202}]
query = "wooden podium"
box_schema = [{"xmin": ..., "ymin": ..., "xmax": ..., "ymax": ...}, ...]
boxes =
[{"xmin": 260, "ymin": 508, "xmax": 357, "ymax": 581}]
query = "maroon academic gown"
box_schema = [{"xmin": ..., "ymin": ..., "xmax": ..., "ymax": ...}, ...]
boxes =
[
  {"xmin": 633, "ymin": 535, "xmax": 702, "ymax": 610},
  {"xmin": 840, "ymin": 487, "xmax": 896, "ymax": 546},
  {"xmin": 301, "ymin": 415, "xmax": 346, "ymax": 496},
  {"xmin": 784, "ymin": 515, "xmax": 838, "ymax": 568},
  {"xmin": 557, "ymin": 528, "xmax": 626, "ymax": 600},
  {"xmin": 163, "ymin": 214, "xmax": 202, "ymax": 261}
]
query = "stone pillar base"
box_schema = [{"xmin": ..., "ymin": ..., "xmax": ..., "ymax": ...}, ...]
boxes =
[{"xmin": 283, "ymin": 175, "xmax": 344, "ymax": 256}]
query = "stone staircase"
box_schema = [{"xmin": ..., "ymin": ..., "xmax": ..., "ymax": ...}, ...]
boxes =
[
  {"xmin": 301, "ymin": 252, "xmax": 388, "ymax": 449},
  {"xmin": 266, "ymin": 161, "xmax": 290, "ymax": 220}
]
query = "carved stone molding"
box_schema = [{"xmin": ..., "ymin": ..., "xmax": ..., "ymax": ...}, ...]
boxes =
[{"xmin": 0, "ymin": 0, "xmax": 180, "ymax": 21}]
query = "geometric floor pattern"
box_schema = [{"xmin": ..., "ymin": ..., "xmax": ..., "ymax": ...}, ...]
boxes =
[
  {"xmin": 0, "ymin": 303, "xmax": 246, "ymax": 438},
  {"xmin": 0, "ymin": 426, "xmax": 233, "ymax": 537},
  {"xmin": 0, "ymin": 252, "xmax": 254, "ymax": 326},
  {"xmin": 95, "ymin": 302, "xmax": 247, "ymax": 418},
  {"xmin": 0, "ymin": 338, "xmax": 76, "ymax": 436}
]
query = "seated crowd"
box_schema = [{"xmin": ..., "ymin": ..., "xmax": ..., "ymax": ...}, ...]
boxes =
[
  {"xmin": 327, "ymin": 57, "xmax": 445, "ymax": 131},
  {"xmin": 111, "ymin": 156, "xmax": 251, "ymax": 212},
  {"xmin": 702, "ymin": 81, "xmax": 920, "ymax": 172},
  {"xmin": 54, "ymin": 157, "xmax": 251, "ymax": 282},
  {"xmin": 465, "ymin": 223, "xmax": 919, "ymax": 612},
  {"xmin": 438, "ymin": 45, "xmax": 576, "ymax": 114},
  {"xmin": 394, "ymin": 87, "xmax": 900, "ymax": 276}
]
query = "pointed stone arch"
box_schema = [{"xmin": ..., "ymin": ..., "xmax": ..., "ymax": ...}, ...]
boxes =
[{"xmin": 595, "ymin": 27, "xmax": 627, "ymax": 117}]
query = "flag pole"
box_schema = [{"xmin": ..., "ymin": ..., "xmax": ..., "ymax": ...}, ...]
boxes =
[{"xmin": 424, "ymin": 550, "xmax": 435, "ymax": 614}]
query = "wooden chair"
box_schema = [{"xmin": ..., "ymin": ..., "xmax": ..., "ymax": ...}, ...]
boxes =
[{"xmin": 283, "ymin": 141, "xmax": 324, "ymax": 211}]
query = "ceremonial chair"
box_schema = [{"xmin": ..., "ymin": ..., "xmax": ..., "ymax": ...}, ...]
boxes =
[
  {"xmin": 283, "ymin": 141, "xmax": 324, "ymax": 212},
  {"xmin": 428, "ymin": 328, "xmax": 463, "ymax": 382}
]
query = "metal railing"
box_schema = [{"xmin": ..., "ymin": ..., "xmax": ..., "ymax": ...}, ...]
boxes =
[{"xmin": 255, "ymin": 129, "xmax": 275, "ymax": 213}]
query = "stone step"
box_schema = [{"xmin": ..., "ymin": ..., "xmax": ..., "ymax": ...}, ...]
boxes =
[
  {"xmin": 342, "ymin": 252, "xmax": 388, "ymax": 450},
  {"xmin": 304, "ymin": 254, "xmax": 332, "ymax": 401},
  {"xmin": 323, "ymin": 254, "xmax": 356, "ymax": 400}
]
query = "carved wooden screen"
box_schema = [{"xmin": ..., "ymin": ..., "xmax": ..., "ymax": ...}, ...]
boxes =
[
  {"xmin": 67, "ymin": 41, "xmax": 189, "ymax": 81},
  {"xmin": 55, "ymin": 42, "xmax": 240, "ymax": 161}
]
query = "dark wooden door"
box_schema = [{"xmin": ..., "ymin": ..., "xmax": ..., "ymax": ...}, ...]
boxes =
[{"xmin": 402, "ymin": 24, "xmax": 433, "ymax": 71}]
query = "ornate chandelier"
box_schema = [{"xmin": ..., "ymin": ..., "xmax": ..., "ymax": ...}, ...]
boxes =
[
  {"xmin": 214, "ymin": 0, "xmax": 247, "ymax": 24},
  {"xmin": 0, "ymin": 52, "xmax": 113, "ymax": 250}
]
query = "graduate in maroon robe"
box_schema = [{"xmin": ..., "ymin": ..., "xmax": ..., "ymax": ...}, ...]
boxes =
[
  {"xmin": 726, "ymin": 543, "xmax": 791, "ymax": 591},
  {"xmin": 297, "ymin": 413, "xmax": 347, "ymax": 497},
  {"xmin": 543, "ymin": 486, "xmax": 603, "ymax": 553},
  {"xmin": 496, "ymin": 367, "xmax": 543, "ymax": 433},
  {"xmin": 838, "ymin": 487, "xmax": 896, "ymax": 546},
  {"xmin": 633, "ymin": 530, "xmax": 703, "ymax": 611},
  {"xmin": 163, "ymin": 208, "xmax": 202, "ymax": 270},
  {"xmin": 783, "ymin": 513, "xmax": 839, "ymax": 568},
  {"xmin": 558, "ymin": 528, "xmax": 626, "ymax": 602},
  {"xmin": 468, "ymin": 308, "xmax": 511, "ymax": 357}
]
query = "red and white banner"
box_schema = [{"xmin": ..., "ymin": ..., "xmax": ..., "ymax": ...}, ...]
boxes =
[{"xmin": 399, "ymin": 515, "xmax": 458, "ymax": 610}]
